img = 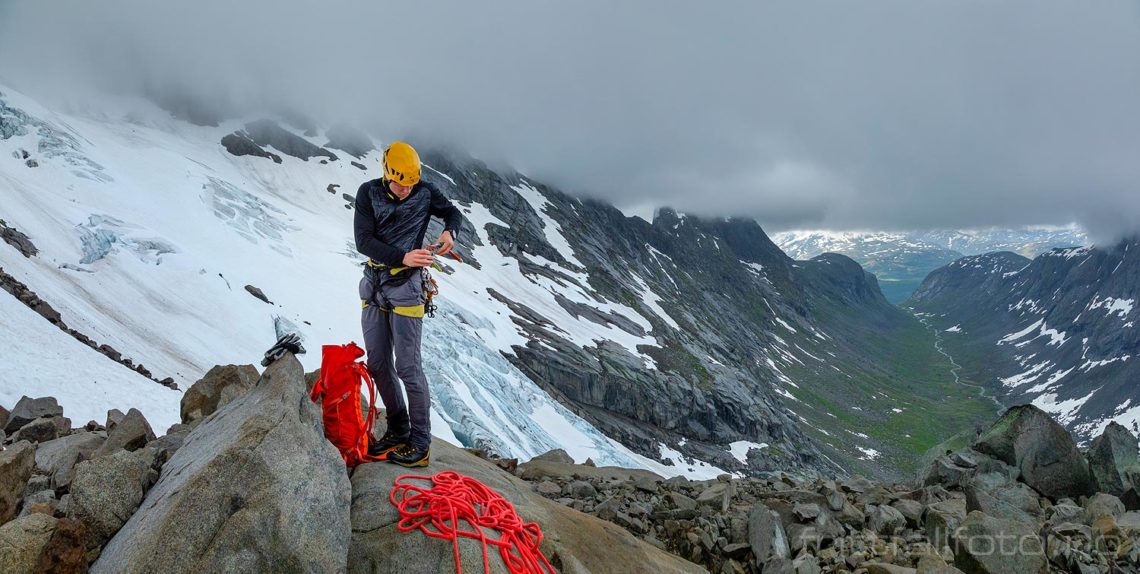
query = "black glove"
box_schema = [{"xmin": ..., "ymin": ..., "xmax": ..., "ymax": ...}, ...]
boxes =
[{"xmin": 262, "ymin": 332, "xmax": 306, "ymax": 367}]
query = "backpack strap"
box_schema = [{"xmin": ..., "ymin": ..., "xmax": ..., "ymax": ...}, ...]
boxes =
[{"xmin": 354, "ymin": 362, "xmax": 378, "ymax": 440}]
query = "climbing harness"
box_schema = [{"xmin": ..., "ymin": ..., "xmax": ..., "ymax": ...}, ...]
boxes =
[{"xmin": 389, "ymin": 471, "xmax": 556, "ymax": 574}]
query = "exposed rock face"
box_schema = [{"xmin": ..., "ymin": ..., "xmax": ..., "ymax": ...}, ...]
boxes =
[
  {"xmin": 1087, "ymin": 421, "xmax": 1139, "ymax": 497},
  {"xmin": 221, "ymin": 132, "xmax": 282, "ymax": 163},
  {"xmin": 0, "ymin": 441, "xmax": 35, "ymax": 523},
  {"xmin": 179, "ymin": 364, "xmax": 260, "ymax": 424},
  {"xmin": 348, "ymin": 438, "xmax": 704, "ymax": 574},
  {"xmin": 0, "ymin": 218, "xmax": 38, "ymax": 257},
  {"xmin": 92, "ymin": 354, "xmax": 352, "ymax": 573},
  {"xmin": 972, "ymin": 405, "xmax": 1093, "ymax": 499}
]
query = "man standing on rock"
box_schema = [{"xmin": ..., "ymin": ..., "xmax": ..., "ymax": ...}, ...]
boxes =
[{"xmin": 353, "ymin": 141, "xmax": 464, "ymax": 467}]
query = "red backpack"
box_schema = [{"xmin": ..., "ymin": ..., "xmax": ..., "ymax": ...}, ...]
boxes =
[{"xmin": 309, "ymin": 342, "xmax": 377, "ymax": 467}]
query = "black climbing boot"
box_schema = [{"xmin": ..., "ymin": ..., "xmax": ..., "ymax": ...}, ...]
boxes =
[
  {"xmin": 368, "ymin": 429, "xmax": 410, "ymax": 459},
  {"xmin": 386, "ymin": 443, "xmax": 430, "ymax": 468}
]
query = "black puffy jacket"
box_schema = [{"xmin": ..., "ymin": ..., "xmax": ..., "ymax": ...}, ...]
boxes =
[{"xmin": 353, "ymin": 179, "xmax": 464, "ymax": 267}]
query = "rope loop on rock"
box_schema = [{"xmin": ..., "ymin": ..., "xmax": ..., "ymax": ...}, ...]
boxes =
[{"xmin": 389, "ymin": 471, "xmax": 556, "ymax": 574}]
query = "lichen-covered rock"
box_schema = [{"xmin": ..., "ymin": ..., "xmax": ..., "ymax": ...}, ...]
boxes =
[
  {"xmin": 1, "ymin": 440, "xmax": 35, "ymax": 523},
  {"xmin": 973, "ymin": 405, "xmax": 1093, "ymax": 499},
  {"xmin": 0, "ymin": 513, "xmax": 58, "ymax": 574},
  {"xmin": 91, "ymin": 354, "xmax": 351, "ymax": 574},
  {"xmin": 179, "ymin": 364, "xmax": 259, "ymax": 424},
  {"xmin": 68, "ymin": 448, "xmax": 154, "ymax": 548}
]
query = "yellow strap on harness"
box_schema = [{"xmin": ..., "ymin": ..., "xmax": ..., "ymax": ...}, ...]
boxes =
[{"xmin": 392, "ymin": 304, "xmax": 425, "ymax": 318}]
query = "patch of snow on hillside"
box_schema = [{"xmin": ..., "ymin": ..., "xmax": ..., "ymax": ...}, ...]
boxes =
[
  {"xmin": 945, "ymin": 325, "xmax": 962, "ymax": 333},
  {"xmin": 856, "ymin": 447, "xmax": 880, "ymax": 460},
  {"xmin": 511, "ymin": 181, "xmax": 584, "ymax": 268},
  {"xmin": 1088, "ymin": 296, "xmax": 1134, "ymax": 319},
  {"xmin": 727, "ymin": 440, "xmax": 769, "ymax": 464},
  {"xmin": 657, "ymin": 442, "xmax": 730, "ymax": 480}
]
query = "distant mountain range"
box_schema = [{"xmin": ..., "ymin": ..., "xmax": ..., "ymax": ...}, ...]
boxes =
[
  {"xmin": 773, "ymin": 227, "xmax": 1089, "ymax": 303},
  {"xmin": 908, "ymin": 241, "xmax": 1140, "ymax": 443}
]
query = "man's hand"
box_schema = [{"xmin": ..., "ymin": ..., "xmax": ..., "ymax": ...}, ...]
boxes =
[
  {"xmin": 402, "ymin": 249, "xmax": 435, "ymax": 268},
  {"xmin": 434, "ymin": 230, "xmax": 455, "ymax": 257}
]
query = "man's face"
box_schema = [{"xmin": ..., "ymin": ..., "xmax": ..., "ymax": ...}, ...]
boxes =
[{"xmin": 388, "ymin": 180, "xmax": 413, "ymax": 198}]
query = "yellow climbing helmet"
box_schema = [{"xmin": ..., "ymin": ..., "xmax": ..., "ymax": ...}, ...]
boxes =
[{"xmin": 382, "ymin": 141, "xmax": 421, "ymax": 187}]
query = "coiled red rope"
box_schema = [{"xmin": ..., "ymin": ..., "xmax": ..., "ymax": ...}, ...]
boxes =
[{"xmin": 389, "ymin": 471, "xmax": 556, "ymax": 574}]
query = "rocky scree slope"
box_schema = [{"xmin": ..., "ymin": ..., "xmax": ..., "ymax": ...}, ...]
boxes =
[
  {"xmin": 908, "ymin": 240, "xmax": 1140, "ymax": 442},
  {"xmin": 0, "ymin": 355, "xmax": 701, "ymax": 573}
]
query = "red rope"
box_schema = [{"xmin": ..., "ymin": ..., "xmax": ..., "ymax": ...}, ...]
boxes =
[{"xmin": 389, "ymin": 471, "xmax": 556, "ymax": 574}]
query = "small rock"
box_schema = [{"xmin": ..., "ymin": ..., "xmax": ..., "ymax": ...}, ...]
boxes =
[
  {"xmin": 244, "ymin": 284, "xmax": 272, "ymax": 304},
  {"xmin": 666, "ymin": 492, "xmax": 697, "ymax": 511},
  {"xmin": 891, "ymin": 499, "xmax": 924, "ymax": 529},
  {"xmin": 865, "ymin": 564, "xmax": 917, "ymax": 574},
  {"xmin": 11, "ymin": 417, "xmax": 59, "ymax": 444},
  {"xmin": 531, "ymin": 448, "xmax": 574, "ymax": 464},
  {"xmin": 92, "ymin": 408, "xmax": 155, "ymax": 457},
  {"xmin": 1084, "ymin": 492, "xmax": 1125, "ymax": 523},
  {"xmin": 535, "ymin": 481, "xmax": 561, "ymax": 495},
  {"xmin": 868, "ymin": 504, "xmax": 906, "ymax": 535},
  {"xmin": 569, "ymin": 480, "xmax": 597, "ymax": 499},
  {"xmin": 105, "ymin": 409, "xmax": 125, "ymax": 430}
]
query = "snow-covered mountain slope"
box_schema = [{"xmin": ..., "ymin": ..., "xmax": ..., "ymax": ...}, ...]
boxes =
[
  {"xmin": 773, "ymin": 227, "xmax": 1088, "ymax": 303},
  {"xmin": 909, "ymin": 242, "xmax": 1140, "ymax": 442},
  {"xmin": 0, "ymin": 84, "xmax": 996, "ymax": 481},
  {"xmin": 0, "ymin": 84, "xmax": 704, "ymax": 476}
]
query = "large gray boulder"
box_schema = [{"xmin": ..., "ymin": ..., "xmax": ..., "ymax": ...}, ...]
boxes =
[
  {"xmin": 92, "ymin": 354, "xmax": 351, "ymax": 573},
  {"xmin": 972, "ymin": 405, "xmax": 1093, "ymax": 499},
  {"xmin": 68, "ymin": 448, "xmax": 155, "ymax": 548},
  {"xmin": 179, "ymin": 364, "xmax": 259, "ymax": 424},
  {"xmin": 952, "ymin": 511, "xmax": 1046, "ymax": 574},
  {"xmin": 749, "ymin": 501, "xmax": 790, "ymax": 565},
  {"xmin": 348, "ymin": 438, "xmax": 704, "ymax": 574},
  {"xmin": 1, "ymin": 441, "xmax": 35, "ymax": 523},
  {"xmin": 33, "ymin": 430, "xmax": 106, "ymax": 490},
  {"xmin": 91, "ymin": 408, "xmax": 154, "ymax": 458},
  {"xmin": 1086, "ymin": 421, "xmax": 1139, "ymax": 497},
  {"xmin": 4, "ymin": 396, "xmax": 63, "ymax": 434}
]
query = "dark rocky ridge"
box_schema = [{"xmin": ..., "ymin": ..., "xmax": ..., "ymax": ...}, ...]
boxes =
[
  {"xmin": 221, "ymin": 119, "xmax": 340, "ymax": 164},
  {"xmin": 0, "ymin": 267, "xmax": 177, "ymax": 389}
]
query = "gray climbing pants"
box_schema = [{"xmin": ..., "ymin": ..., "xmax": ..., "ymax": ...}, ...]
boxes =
[{"xmin": 360, "ymin": 268, "xmax": 431, "ymax": 448}]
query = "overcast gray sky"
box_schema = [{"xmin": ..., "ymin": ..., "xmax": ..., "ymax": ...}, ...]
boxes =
[{"xmin": 2, "ymin": 0, "xmax": 1139, "ymax": 240}]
